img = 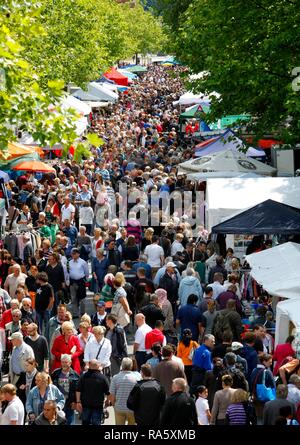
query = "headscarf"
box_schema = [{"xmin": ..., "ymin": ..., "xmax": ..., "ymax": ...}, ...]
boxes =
[
  {"xmin": 104, "ymin": 273, "xmax": 115, "ymax": 287},
  {"xmin": 155, "ymin": 288, "xmax": 168, "ymax": 306}
]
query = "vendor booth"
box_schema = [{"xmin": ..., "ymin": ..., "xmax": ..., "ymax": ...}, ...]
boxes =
[{"xmin": 73, "ymin": 82, "xmax": 118, "ymax": 103}]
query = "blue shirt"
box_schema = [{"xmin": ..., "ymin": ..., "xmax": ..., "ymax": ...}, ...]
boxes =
[
  {"xmin": 68, "ymin": 258, "xmax": 89, "ymax": 280},
  {"xmin": 11, "ymin": 346, "xmax": 24, "ymax": 374},
  {"xmin": 177, "ymin": 304, "xmax": 203, "ymax": 341},
  {"xmin": 192, "ymin": 344, "xmax": 213, "ymax": 371},
  {"xmin": 63, "ymin": 226, "xmax": 78, "ymax": 246},
  {"xmin": 132, "ymin": 261, "xmax": 152, "ymax": 279}
]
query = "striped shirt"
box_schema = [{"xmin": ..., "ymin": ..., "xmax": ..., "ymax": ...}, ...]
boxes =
[
  {"xmin": 226, "ymin": 403, "xmax": 247, "ymax": 425},
  {"xmin": 109, "ymin": 371, "xmax": 141, "ymax": 412}
]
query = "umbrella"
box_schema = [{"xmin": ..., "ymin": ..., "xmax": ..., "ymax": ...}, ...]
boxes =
[
  {"xmin": 12, "ymin": 160, "xmax": 56, "ymax": 173},
  {"xmin": 0, "ymin": 170, "xmax": 9, "ymax": 182}
]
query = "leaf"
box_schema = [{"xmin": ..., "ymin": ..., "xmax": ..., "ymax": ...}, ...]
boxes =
[
  {"xmin": 47, "ymin": 79, "xmax": 65, "ymax": 90},
  {"xmin": 86, "ymin": 133, "xmax": 104, "ymax": 147}
]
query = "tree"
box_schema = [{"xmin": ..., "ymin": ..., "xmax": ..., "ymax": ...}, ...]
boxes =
[
  {"xmin": 172, "ymin": 0, "xmax": 300, "ymax": 143},
  {"xmin": 0, "ymin": 1, "xmax": 77, "ymax": 152}
]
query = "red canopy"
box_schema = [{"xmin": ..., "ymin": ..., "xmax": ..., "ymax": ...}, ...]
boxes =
[{"xmin": 104, "ymin": 67, "xmax": 128, "ymax": 86}]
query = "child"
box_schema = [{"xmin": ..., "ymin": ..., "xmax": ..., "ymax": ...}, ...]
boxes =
[{"xmin": 196, "ymin": 385, "xmax": 211, "ymax": 425}]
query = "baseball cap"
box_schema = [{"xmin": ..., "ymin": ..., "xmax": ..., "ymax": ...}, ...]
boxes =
[
  {"xmin": 166, "ymin": 262, "xmax": 176, "ymax": 268},
  {"xmin": 9, "ymin": 332, "xmax": 23, "ymax": 341},
  {"xmin": 231, "ymin": 342, "xmax": 243, "ymax": 351},
  {"xmin": 97, "ymin": 301, "xmax": 106, "ymax": 307},
  {"xmin": 71, "ymin": 248, "xmax": 80, "ymax": 255}
]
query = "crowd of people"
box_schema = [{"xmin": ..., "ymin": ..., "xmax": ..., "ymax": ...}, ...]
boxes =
[{"xmin": 0, "ymin": 65, "xmax": 299, "ymax": 427}]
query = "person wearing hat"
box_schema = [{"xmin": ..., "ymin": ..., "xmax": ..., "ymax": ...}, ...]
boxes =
[
  {"xmin": 158, "ymin": 262, "xmax": 180, "ymax": 319},
  {"xmin": 9, "ymin": 332, "xmax": 35, "ymax": 386},
  {"xmin": 91, "ymin": 300, "xmax": 108, "ymax": 328},
  {"xmin": 68, "ymin": 248, "xmax": 89, "ymax": 318},
  {"xmin": 231, "ymin": 342, "xmax": 248, "ymax": 376}
]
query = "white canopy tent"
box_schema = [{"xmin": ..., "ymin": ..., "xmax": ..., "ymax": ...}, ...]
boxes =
[
  {"xmin": 246, "ymin": 242, "xmax": 300, "ymax": 345},
  {"xmin": 246, "ymin": 242, "xmax": 300, "ymax": 300},
  {"xmin": 178, "ymin": 150, "xmax": 276, "ymax": 176},
  {"xmin": 275, "ymin": 299, "xmax": 300, "ymax": 345},
  {"xmin": 73, "ymin": 82, "xmax": 118, "ymax": 103},
  {"xmin": 205, "ymin": 177, "xmax": 300, "ymax": 232},
  {"xmin": 186, "ymin": 171, "xmax": 260, "ymax": 180},
  {"xmin": 61, "ymin": 95, "xmax": 91, "ymax": 116},
  {"xmin": 173, "ymin": 91, "xmax": 220, "ymax": 106}
]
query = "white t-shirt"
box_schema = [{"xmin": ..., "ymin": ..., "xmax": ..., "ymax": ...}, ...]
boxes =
[
  {"xmin": 134, "ymin": 323, "xmax": 152, "ymax": 352},
  {"xmin": 171, "ymin": 241, "xmax": 184, "ymax": 257},
  {"xmin": 61, "ymin": 203, "xmax": 75, "ymax": 222},
  {"xmin": 0, "ymin": 397, "xmax": 24, "ymax": 425},
  {"xmin": 196, "ymin": 397, "xmax": 210, "ymax": 425},
  {"xmin": 144, "ymin": 244, "xmax": 164, "ymax": 268}
]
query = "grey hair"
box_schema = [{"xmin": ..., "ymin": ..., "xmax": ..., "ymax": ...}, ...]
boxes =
[
  {"xmin": 204, "ymin": 334, "xmax": 215, "ymax": 342},
  {"xmin": 139, "ymin": 254, "xmax": 148, "ymax": 263},
  {"xmin": 121, "ymin": 357, "xmax": 133, "ymax": 371},
  {"xmin": 61, "ymin": 354, "xmax": 72, "ymax": 363},
  {"xmin": 165, "ymin": 257, "xmax": 173, "ymax": 264},
  {"xmin": 21, "ymin": 297, "xmax": 32, "ymax": 305},
  {"xmin": 172, "ymin": 378, "xmax": 187, "ymax": 392},
  {"xmin": 276, "ymin": 384, "xmax": 288, "ymax": 399},
  {"xmin": 186, "ymin": 268, "xmax": 195, "ymax": 276},
  {"xmin": 12, "ymin": 309, "xmax": 22, "ymax": 316},
  {"xmin": 289, "ymin": 374, "xmax": 300, "ymax": 385}
]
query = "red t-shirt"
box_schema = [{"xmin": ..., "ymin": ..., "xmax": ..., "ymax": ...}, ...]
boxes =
[{"xmin": 273, "ymin": 343, "xmax": 295, "ymax": 375}]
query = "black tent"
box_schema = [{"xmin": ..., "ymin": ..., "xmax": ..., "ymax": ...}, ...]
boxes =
[{"xmin": 211, "ymin": 199, "xmax": 300, "ymax": 234}]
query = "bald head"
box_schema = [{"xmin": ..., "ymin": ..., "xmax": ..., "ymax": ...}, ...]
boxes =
[
  {"xmin": 89, "ymin": 359, "xmax": 101, "ymax": 370},
  {"xmin": 135, "ymin": 313, "xmax": 145, "ymax": 327}
]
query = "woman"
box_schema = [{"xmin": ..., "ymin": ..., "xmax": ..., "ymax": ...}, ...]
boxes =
[
  {"xmin": 250, "ymin": 353, "xmax": 276, "ymax": 424},
  {"xmin": 51, "ymin": 321, "xmax": 83, "ymax": 374},
  {"xmin": 225, "ymin": 389, "xmax": 256, "ymax": 425},
  {"xmin": 122, "ymin": 235, "xmax": 139, "ymax": 262},
  {"xmin": 111, "ymin": 276, "xmax": 132, "ymax": 329},
  {"xmin": 210, "ymin": 374, "xmax": 236, "ymax": 425},
  {"xmin": 77, "ymin": 321, "xmax": 94, "ymax": 352},
  {"xmin": 16, "ymin": 358, "xmax": 38, "ymax": 407},
  {"xmin": 141, "ymin": 228, "xmax": 154, "ymax": 252},
  {"xmin": 204, "ymin": 357, "xmax": 226, "ymax": 410},
  {"xmin": 155, "ymin": 288, "xmax": 174, "ymax": 341},
  {"xmin": 79, "ymin": 200, "xmax": 94, "ymax": 235},
  {"xmin": 273, "ymin": 335, "xmax": 295, "ymax": 376},
  {"xmin": 177, "ymin": 329, "xmax": 199, "ymax": 386},
  {"xmin": 25, "ymin": 372, "xmax": 65, "ymax": 423},
  {"xmin": 98, "ymin": 273, "xmax": 115, "ymax": 310},
  {"xmin": 146, "ymin": 342, "xmax": 163, "ymax": 369}
]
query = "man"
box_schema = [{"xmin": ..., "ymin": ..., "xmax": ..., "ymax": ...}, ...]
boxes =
[
  {"xmin": 46, "ymin": 303, "xmax": 67, "ymax": 345},
  {"xmin": 223, "ymin": 352, "xmax": 248, "ymax": 391},
  {"xmin": 0, "ymin": 384, "xmax": 24, "ymax": 425},
  {"xmin": 133, "ymin": 313, "xmax": 152, "ymax": 370},
  {"xmin": 253, "ymin": 324, "xmax": 267, "ymax": 355},
  {"xmin": 91, "ymin": 301, "xmax": 108, "ymax": 327},
  {"xmin": 178, "ymin": 268, "xmax": 203, "ymax": 307},
  {"xmin": 140, "ymin": 294, "xmax": 165, "ymax": 328},
  {"xmin": 208, "ymin": 256, "xmax": 227, "ymax": 283},
  {"xmin": 105, "ymin": 239, "xmax": 121, "ymax": 268},
  {"xmin": 287, "ymin": 374, "xmax": 300, "ymax": 407},
  {"xmin": 91, "ymin": 248, "xmax": 109, "ymax": 293},
  {"xmin": 144, "ymin": 235, "xmax": 165, "ymax": 277},
  {"xmin": 190, "ymin": 334, "xmax": 215, "ymax": 395},
  {"xmin": 76, "ymin": 359, "xmax": 110, "ymax": 425},
  {"xmin": 212, "ymin": 299, "xmax": 243, "ymax": 343},
  {"xmin": 4, "ymin": 265, "xmax": 27, "ymax": 300},
  {"xmin": 67, "ymin": 248, "xmax": 89, "ymax": 318},
  {"xmin": 216, "ymin": 284, "xmax": 243, "ymax": 315},
  {"xmin": 61, "ymin": 197, "xmax": 75, "ymax": 224},
  {"xmin": 25, "ymin": 323, "xmax": 49, "ymax": 372},
  {"xmin": 46, "ymin": 252, "xmax": 66, "ymax": 316},
  {"xmin": 84, "ymin": 326, "xmax": 112, "ymax": 373},
  {"xmin": 160, "ymin": 378, "xmax": 198, "ymax": 426},
  {"xmin": 106, "ymin": 314, "xmax": 128, "ymax": 377},
  {"xmin": 127, "ymin": 364, "xmax": 166, "ymax": 426},
  {"xmin": 35, "ymin": 272, "xmax": 54, "ymax": 335},
  {"xmin": 4, "ymin": 309, "xmax": 22, "ymax": 338},
  {"xmin": 240, "ymin": 332, "xmax": 259, "ymax": 381},
  {"xmin": 207, "ymin": 272, "xmax": 225, "ymax": 301},
  {"xmin": 134, "ymin": 267, "xmax": 155, "ymax": 295},
  {"xmin": 212, "ymin": 331, "xmax": 233, "ymax": 360},
  {"xmin": 158, "ymin": 262, "xmax": 180, "ymax": 317},
  {"xmin": 9, "ymin": 332, "xmax": 34, "ymax": 385},
  {"xmin": 176, "ymin": 294, "xmax": 203, "ymax": 341},
  {"xmin": 132, "ymin": 254, "xmax": 152, "ymax": 279},
  {"xmin": 121, "ymin": 261, "xmax": 137, "ymax": 287},
  {"xmin": 263, "ymin": 384, "xmax": 296, "ymax": 425},
  {"xmin": 153, "ymin": 257, "xmax": 181, "ymax": 288},
  {"xmin": 152, "ymin": 345, "xmax": 186, "ymax": 397},
  {"xmin": 62, "ymin": 219, "xmax": 78, "ymax": 247},
  {"xmin": 76, "ymin": 226, "xmax": 92, "ymax": 261},
  {"xmin": 51, "ymin": 354, "xmax": 80, "ymax": 425},
  {"xmin": 108, "ymin": 357, "xmax": 141, "ymax": 425},
  {"xmin": 194, "ymin": 241, "xmax": 208, "ymax": 263},
  {"xmin": 202, "ymin": 299, "xmax": 217, "ymax": 336},
  {"xmin": 34, "ymin": 400, "xmax": 66, "ymax": 425},
  {"xmin": 199, "ymin": 286, "xmax": 214, "ymax": 313},
  {"xmin": 145, "ymin": 320, "xmax": 166, "ymax": 350}
]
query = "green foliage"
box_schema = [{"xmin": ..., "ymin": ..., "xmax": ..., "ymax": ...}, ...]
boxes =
[
  {"xmin": 73, "ymin": 142, "xmax": 91, "ymax": 163},
  {"xmin": 0, "ymin": 1, "xmax": 77, "ymax": 152},
  {"xmin": 87, "ymin": 133, "xmax": 104, "ymax": 147},
  {"xmin": 171, "ymin": 0, "xmax": 300, "ymax": 143}
]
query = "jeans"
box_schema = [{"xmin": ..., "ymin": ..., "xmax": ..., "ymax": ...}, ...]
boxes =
[
  {"xmin": 64, "ymin": 407, "xmax": 75, "ymax": 425},
  {"xmin": 36, "ymin": 310, "xmax": 50, "ymax": 336},
  {"xmin": 135, "ymin": 351, "xmax": 148, "ymax": 371},
  {"xmin": 81, "ymin": 407, "xmax": 103, "ymax": 425}
]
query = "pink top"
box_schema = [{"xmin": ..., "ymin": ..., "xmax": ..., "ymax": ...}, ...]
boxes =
[{"xmin": 273, "ymin": 343, "xmax": 295, "ymax": 375}]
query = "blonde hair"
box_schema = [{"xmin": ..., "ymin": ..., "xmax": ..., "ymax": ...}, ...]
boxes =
[
  {"xmin": 115, "ymin": 272, "xmax": 126, "ymax": 287},
  {"xmin": 231, "ymin": 389, "xmax": 249, "ymax": 404},
  {"xmin": 80, "ymin": 313, "xmax": 91, "ymax": 325},
  {"xmin": 1, "ymin": 384, "xmax": 17, "ymax": 396},
  {"xmin": 61, "ymin": 321, "xmax": 74, "ymax": 333},
  {"xmin": 36, "ymin": 372, "xmax": 51, "ymax": 385},
  {"xmin": 92, "ymin": 325, "xmax": 106, "ymax": 336}
]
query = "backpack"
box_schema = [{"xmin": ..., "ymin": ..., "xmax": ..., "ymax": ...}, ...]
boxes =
[{"xmin": 212, "ymin": 311, "xmax": 232, "ymax": 343}]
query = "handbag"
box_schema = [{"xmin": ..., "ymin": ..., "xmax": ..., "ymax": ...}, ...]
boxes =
[
  {"xmin": 111, "ymin": 302, "xmax": 130, "ymax": 328},
  {"xmin": 1, "ymin": 350, "xmax": 10, "ymax": 375},
  {"xmin": 256, "ymin": 369, "xmax": 276, "ymax": 402},
  {"xmin": 188, "ymin": 342, "xmax": 196, "ymax": 361}
]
